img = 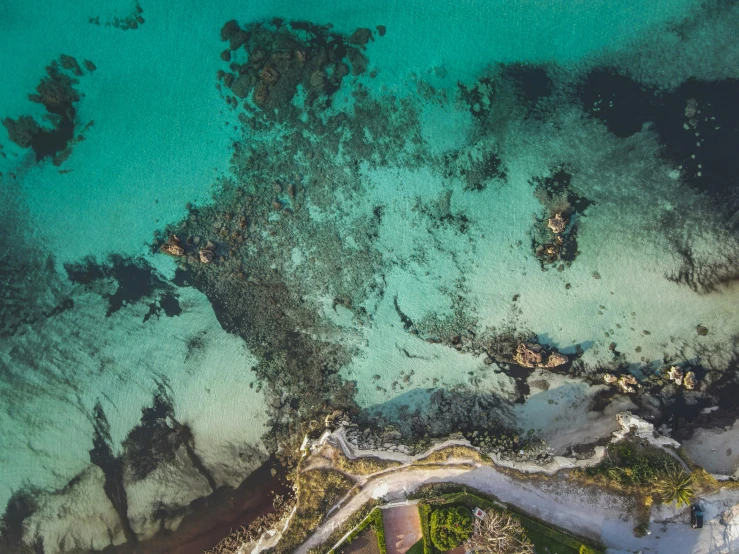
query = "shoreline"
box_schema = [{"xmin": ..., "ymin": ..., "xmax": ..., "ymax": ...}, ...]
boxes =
[{"xmin": 98, "ymin": 458, "xmax": 290, "ymax": 554}]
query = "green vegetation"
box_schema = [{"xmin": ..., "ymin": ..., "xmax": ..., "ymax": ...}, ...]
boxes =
[
  {"xmin": 414, "ymin": 445, "xmax": 490, "ymax": 465},
  {"xmin": 407, "ymin": 539, "xmax": 424, "ymax": 554},
  {"xmin": 577, "ymin": 440, "xmax": 698, "ymax": 510},
  {"xmin": 429, "ymin": 506, "xmax": 473, "ymax": 551},
  {"xmin": 370, "ymin": 508, "xmax": 387, "ymax": 554},
  {"xmin": 332, "ymin": 449, "xmax": 402, "ymax": 475},
  {"xmin": 415, "ymin": 488, "xmax": 602, "ymax": 554},
  {"xmin": 278, "ymin": 468, "xmax": 354, "ymax": 553},
  {"xmin": 582, "ymin": 440, "xmax": 681, "ymax": 488},
  {"xmin": 655, "ymin": 468, "xmax": 695, "ymax": 507},
  {"xmin": 418, "ymin": 502, "xmax": 435, "ymax": 554},
  {"xmin": 321, "ymin": 501, "xmax": 382, "ymax": 554},
  {"xmin": 579, "ymin": 546, "xmax": 598, "ymax": 554}
]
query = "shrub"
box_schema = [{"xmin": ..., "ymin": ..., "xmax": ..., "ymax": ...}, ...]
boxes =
[
  {"xmin": 418, "ymin": 502, "xmax": 434, "ymax": 554},
  {"xmin": 655, "ymin": 468, "xmax": 695, "ymax": 508},
  {"xmin": 370, "ymin": 508, "xmax": 387, "ymax": 554},
  {"xmin": 579, "ymin": 545, "xmax": 598, "ymax": 554},
  {"xmin": 582, "ymin": 440, "xmax": 680, "ymax": 489},
  {"xmin": 430, "ymin": 506, "xmax": 473, "ymax": 551}
]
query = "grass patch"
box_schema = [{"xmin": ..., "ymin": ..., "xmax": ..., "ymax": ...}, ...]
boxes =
[
  {"xmin": 278, "ymin": 468, "xmax": 354, "ymax": 553},
  {"xmin": 406, "ymin": 539, "xmax": 424, "ymax": 554},
  {"xmin": 418, "ymin": 502, "xmax": 436, "ymax": 554},
  {"xmin": 332, "ymin": 449, "xmax": 402, "ymax": 475},
  {"xmin": 578, "ymin": 440, "xmax": 681, "ymax": 489},
  {"xmin": 317, "ymin": 500, "xmax": 382, "ymax": 554},
  {"xmin": 413, "ymin": 445, "xmax": 490, "ymax": 465}
]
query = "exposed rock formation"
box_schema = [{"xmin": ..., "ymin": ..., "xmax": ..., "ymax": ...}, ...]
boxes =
[
  {"xmin": 667, "ymin": 365, "xmax": 684, "ymax": 386},
  {"xmin": 547, "ymin": 212, "xmax": 566, "ymax": 234},
  {"xmin": 604, "ymin": 373, "xmax": 618, "ymax": 384},
  {"xmin": 161, "ymin": 236, "xmax": 185, "ymax": 257},
  {"xmin": 513, "ymin": 343, "xmax": 568, "ymax": 369},
  {"xmin": 684, "ymin": 371, "xmax": 698, "ymax": 390}
]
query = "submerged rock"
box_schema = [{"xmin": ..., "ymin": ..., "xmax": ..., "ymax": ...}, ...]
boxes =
[
  {"xmin": 348, "ymin": 28, "xmax": 373, "ymax": 46},
  {"xmin": 2, "ymin": 115, "xmax": 41, "ymax": 148},
  {"xmin": 199, "ymin": 248, "xmax": 214, "ymax": 264}
]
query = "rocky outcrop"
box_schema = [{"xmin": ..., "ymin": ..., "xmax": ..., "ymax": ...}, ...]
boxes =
[
  {"xmin": 2, "ymin": 115, "xmax": 41, "ymax": 148},
  {"xmin": 547, "ymin": 212, "xmax": 566, "ymax": 234},
  {"xmin": 513, "ymin": 343, "xmax": 568, "ymax": 369},
  {"xmin": 666, "ymin": 365, "xmax": 698, "ymax": 390},
  {"xmin": 161, "ymin": 235, "xmax": 185, "ymax": 257},
  {"xmin": 603, "ymin": 373, "xmax": 640, "ymax": 393}
]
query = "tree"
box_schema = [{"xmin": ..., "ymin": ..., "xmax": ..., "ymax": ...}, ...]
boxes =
[
  {"xmin": 464, "ymin": 511, "xmax": 535, "ymax": 554},
  {"xmin": 655, "ymin": 468, "xmax": 694, "ymax": 508},
  {"xmin": 430, "ymin": 506, "xmax": 473, "ymax": 551}
]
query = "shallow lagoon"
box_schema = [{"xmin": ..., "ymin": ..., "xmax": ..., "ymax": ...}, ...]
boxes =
[{"xmin": 1, "ymin": 0, "xmax": 738, "ymax": 552}]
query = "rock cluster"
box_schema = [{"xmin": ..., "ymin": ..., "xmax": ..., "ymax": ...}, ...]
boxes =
[
  {"xmin": 604, "ymin": 373, "xmax": 640, "ymax": 393},
  {"xmin": 344, "ymin": 425, "xmax": 412, "ymax": 455},
  {"xmin": 160, "ymin": 235, "xmax": 217, "ymax": 266},
  {"xmin": 470, "ymin": 430, "xmax": 554, "ymax": 464},
  {"xmin": 547, "ymin": 212, "xmax": 567, "ymax": 234},
  {"xmin": 666, "ymin": 365, "xmax": 698, "ymax": 390},
  {"xmin": 87, "ymin": 2, "xmax": 145, "ymax": 30},
  {"xmin": 513, "ymin": 342, "xmax": 568, "ymax": 369}
]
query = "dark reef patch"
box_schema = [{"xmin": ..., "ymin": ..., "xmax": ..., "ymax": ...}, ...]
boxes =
[
  {"xmin": 500, "ymin": 62, "xmax": 553, "ymax": 110},
  {"xmin": 88, "ymin": 2, "xmax": 145, "ymax": 30},
  {"xmin": 663, "ymin": 226, "xmax": 739, "ymax": 292},
  {"xmin": 529, "ymin": 165, "xmax": 593, "ymax": 269},
  {"xmin": 216, "ymin": 18, "xmax": 382, "ymax": 115},
  {"xmin": 442, "ymin": 147, "xmax": 506, "ymax": 192},
  {"xmin": 90, "ymin": 402, "xmax": 136, "ymax": 543},
  {"xmin": 457, "ymin": 62, "xmax": 553, "ymax": 122},
  {"xmin": 64, "ymin": 255, "xmax": 176, "ymax": 317},
  {"xmin": 143, "ymin": 291, "xmax": 182, "ymax": 323},
  {"xmin": 579, "ymin": 69, "xmax": 739, "ymax": 207},
  {"xmin": 2, "ymin": 56, "xmax": 94, "ymax": 165},
  {"xmin": 0, "ymin": 489, "xmax": 41, "ymax": 554},
  {"xmin": 122, "ymin": 387, "xmax": 185, "ymax": 481}
]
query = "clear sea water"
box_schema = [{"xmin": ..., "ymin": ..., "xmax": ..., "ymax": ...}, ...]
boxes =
[{"xmin": 1, "ymin": 0, "xmax": 738, "ymax": 552}]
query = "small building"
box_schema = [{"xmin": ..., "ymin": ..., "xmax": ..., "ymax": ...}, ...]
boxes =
[{"xmin": 473, "ymin": 507, "xmax": 487, "ymax": 520}]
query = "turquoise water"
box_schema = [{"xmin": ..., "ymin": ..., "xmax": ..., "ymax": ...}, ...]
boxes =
[{"xmin": 2, "ymin": 0, "xmax": 739, "ymax": 552}]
